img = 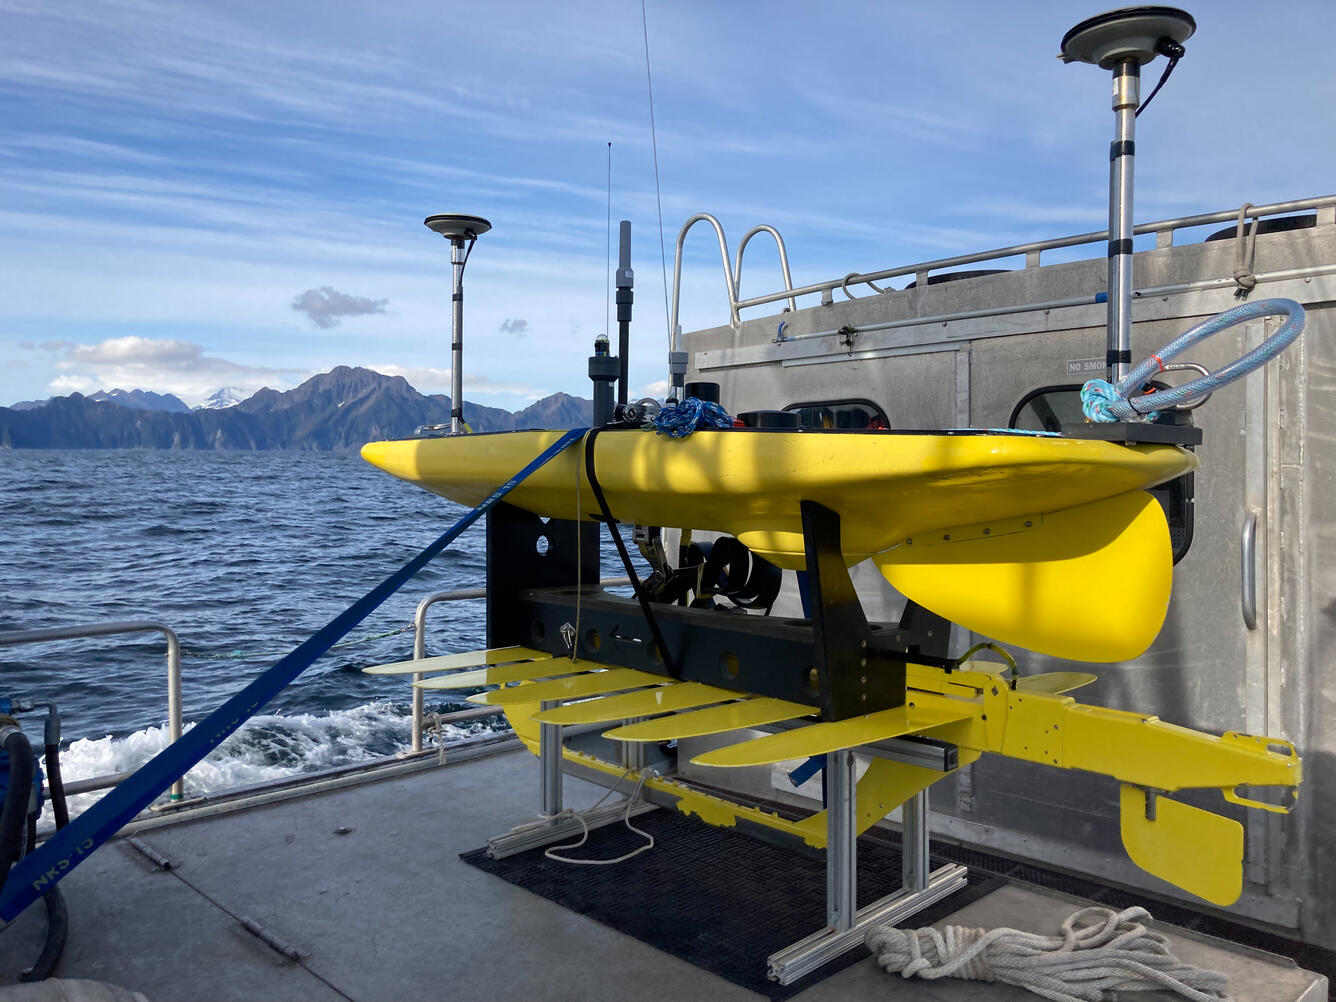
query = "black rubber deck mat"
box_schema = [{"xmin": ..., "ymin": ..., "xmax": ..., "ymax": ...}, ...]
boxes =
[{"xmin": 461, "ymin": 809, "xmax": 1004, "ymax": 1000}]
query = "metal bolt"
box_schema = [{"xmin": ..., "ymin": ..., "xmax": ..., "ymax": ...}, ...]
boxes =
[
  {"xmin": 860, "ymin": 658, "xmax": 867, "ymax": 667},
  {"xmin": 983, "ymin": 528, "xmax": 991, "ymax": 535}
]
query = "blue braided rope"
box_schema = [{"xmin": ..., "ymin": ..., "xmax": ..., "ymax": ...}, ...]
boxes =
[
  {"xmin": 1082, "ymin": 298, "xmax": 1305, "ymax": 422},
  {"xmin": 652, "ymin": 397, "xmax": 734, "ymax": 437}
]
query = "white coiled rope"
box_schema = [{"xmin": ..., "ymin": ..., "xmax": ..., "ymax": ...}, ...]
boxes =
[{"xmin": 866, "ymin": 906, "xmax": 1231, "ymax": 1002}]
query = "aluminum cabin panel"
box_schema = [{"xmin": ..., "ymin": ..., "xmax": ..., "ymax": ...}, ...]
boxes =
[{"xmin": 682, "ymin": 217, "xmax": 1335, "ymax": 945}]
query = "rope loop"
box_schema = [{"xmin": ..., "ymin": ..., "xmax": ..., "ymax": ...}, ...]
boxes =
[
  {"xmin": 1232, "ymin": 202, "xmax": 1259, "ymax": 298},
  {"xmin": 1081, "ymin": 298, "xmax": 1304, "ymax": 422},
  {"xmin": 651, "ymin": 396, "xmax": 734, "ymax": 437}
]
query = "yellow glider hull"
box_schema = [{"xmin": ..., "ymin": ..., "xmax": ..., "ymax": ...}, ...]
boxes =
[{"xmin": 360, "ymin": 428, "xmax": 1196, "ymax": 570}]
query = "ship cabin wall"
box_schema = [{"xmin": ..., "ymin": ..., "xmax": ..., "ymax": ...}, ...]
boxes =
[{"xmin": 679, "ymin": 222, "xmax": 1335, "ymax": 947}]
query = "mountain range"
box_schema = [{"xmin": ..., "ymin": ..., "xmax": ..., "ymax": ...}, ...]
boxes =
[{"xmin": 0, "ymin": 367, "xmax": 592, "ymax": 450}]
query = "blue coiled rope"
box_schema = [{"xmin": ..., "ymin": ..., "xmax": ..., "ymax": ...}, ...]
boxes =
[
  {"xmin": 1081, "ymin": 298, "xmax": 1305, "ymax": 422},
  {"xmin": 652, "ymin": 396, "xmax": 734, "ymax": 437}
]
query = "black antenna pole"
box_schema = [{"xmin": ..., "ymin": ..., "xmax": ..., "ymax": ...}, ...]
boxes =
[{"xmin": 616, "ymin": 220, "xmax": 633, "ymax": 407}]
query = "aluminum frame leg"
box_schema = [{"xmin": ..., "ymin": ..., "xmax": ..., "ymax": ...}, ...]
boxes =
[
  {"xmin": 826, "ymin": 750, "xmax": 857, "ymax": 931},
  {"xmin": 901, "ymin": 790, "xmax": 929, "ymax": 892},
  {"xmin": 539, "ymin": 702, "xmax": 563, "ymax": 818},
  {"xmin": 768, "ymin": 760, "xmax": 968, "ymax": 986}
]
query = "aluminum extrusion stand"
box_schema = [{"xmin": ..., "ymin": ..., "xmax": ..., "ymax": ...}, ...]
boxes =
[
  {"xmin": 767, "ymin": 501, "xmax": 967, "ymax": 982},
  {"xmin": 767, "ymin": 761, "xmax": 968, "ymax": 985}
]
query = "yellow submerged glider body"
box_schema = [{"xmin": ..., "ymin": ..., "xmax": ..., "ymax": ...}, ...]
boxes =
[
  {"xmin": 365, "ymin": 646, "xmax": 1299, "ymax": 908},
  {"xmin": 362, "ymin": 428, "xmax": 1196, "ymax": 661}
]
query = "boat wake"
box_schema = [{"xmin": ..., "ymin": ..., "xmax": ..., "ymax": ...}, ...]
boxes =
[{"xmin": 51, "ymin": 700, "xmax": 498, "ymax": 822}]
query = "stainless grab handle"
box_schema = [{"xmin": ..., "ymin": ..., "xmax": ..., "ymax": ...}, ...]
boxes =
[{"xmin": 1241, "ymin": 509, "xmax": 1258, "ymax": 631}]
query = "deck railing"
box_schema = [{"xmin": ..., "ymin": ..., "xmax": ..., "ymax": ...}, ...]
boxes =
[
  {"xmin": 671, "ymin": 194, "xmax": 1336, "ymax": 337},
  {"xmin": 0, "ymin": 578, "xmax": 635, "ymax": 805}
]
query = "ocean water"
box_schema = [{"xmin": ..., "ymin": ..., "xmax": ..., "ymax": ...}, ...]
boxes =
[{"xmin": 0, "ymin": 448, "xmax": 626, "ymax": 805}]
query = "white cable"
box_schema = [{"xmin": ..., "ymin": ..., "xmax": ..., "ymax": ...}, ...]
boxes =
[
  {"xmin": 866, "ymin": 906, "xmax": 1231, "ymax": 1002},
  {"xmin": 499, "ymin": 768, "xmax": 656, "ymax": 867},
  {"xmin": 544, "ymin": 769, "xmax": 655, "ymax": 866}
]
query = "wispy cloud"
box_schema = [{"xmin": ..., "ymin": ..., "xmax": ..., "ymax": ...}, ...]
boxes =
[
  {"xmin": 291, "ymin": 287, "xmax": 389, "ymax": 329},
  {"xmin": 48, "ymin": 336, "xmax": 301, "ymax": 406},
  {"xmin": 368, "ymin": 364, "xmax": 544, "ymax": 400},
  {"xmin": 498, "ymin": 318, "xmax": 528, "ymax": 336}
]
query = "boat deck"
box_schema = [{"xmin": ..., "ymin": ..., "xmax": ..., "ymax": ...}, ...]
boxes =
[{"xmin": 0, "ymin": 745, "xmax": 1325, "ymax": 1001}]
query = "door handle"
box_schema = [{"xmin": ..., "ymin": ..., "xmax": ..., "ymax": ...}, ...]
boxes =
[{"xmin": 1241, "ymin": 509, "xmax": 1259, "ymax": 631}]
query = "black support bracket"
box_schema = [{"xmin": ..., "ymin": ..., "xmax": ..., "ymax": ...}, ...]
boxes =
[{"xmin": 801, "ymin": 501, "xmax": 905, "ymax": 720}]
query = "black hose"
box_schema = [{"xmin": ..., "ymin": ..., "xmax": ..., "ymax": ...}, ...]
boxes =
[
  {"xmin": 19, "ymin": 887, "xmax": 68, "ymax": 983},
  {"xmin": 43, "ymin": 744, "xmax": 69, "ymax": 830},
  {"xmin": 3, "ymin": 726, "xmax": 70, "ymax": 981},
  {"xmin": 1, "ymin": 728, "xmax": 35, "ymax": 890}
]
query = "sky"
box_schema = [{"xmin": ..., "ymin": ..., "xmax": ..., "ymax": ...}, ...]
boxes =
[{"xmin": 2, "ymin": 0, "xmax": 1334, "ymax": 409}]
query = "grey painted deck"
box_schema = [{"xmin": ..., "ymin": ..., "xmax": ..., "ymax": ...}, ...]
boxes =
[{"xmin": 0, "ymin": 749, "xmax": 1325, "ymax": 1001}]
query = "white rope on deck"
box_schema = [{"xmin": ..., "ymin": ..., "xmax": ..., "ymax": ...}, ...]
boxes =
[{"xmin": 865, "ymin": 906, "xmax": 1231, "ymax": 1002}]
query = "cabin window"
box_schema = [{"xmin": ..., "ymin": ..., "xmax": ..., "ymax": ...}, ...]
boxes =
[
  {"xmin": 1008, "ymin": 384, "xmax": 1085, "ymax": 433},
  {"xmin": 783, "ymin": 399, "xmax": 889, "ymax": 430}
]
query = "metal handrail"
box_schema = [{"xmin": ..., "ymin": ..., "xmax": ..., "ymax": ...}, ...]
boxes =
[
  {"xmin": 670, "ymin": 213, "xmax": 739, "ymax": 349},
  {"xmin": 734, "ymin": 225, "xmax": 797, "ymax": 315},
  {"xmin": 0, "ymin": 578, "xmax": 639, "ymax": 804},
  {"xmin": 0, "ymin": 621, "xmax": 185, "ymax": 801},
  {"xmin": 703, "ymin": 194, "xmax": 1336, "ymax": 320},
  {"xmin": 408, "ymin": 578, "xmax": 632, "ymax": 751}
]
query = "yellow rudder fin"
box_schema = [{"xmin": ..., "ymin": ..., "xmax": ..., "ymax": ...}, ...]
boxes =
[{"xmin": 1119, "ymin": 784, "xmax": 1243, "ymax": 906}]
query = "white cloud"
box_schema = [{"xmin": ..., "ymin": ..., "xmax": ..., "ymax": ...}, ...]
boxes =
[
  {"xmin": 637, "ymin": 380, "xmax": 670, "ymax": 400},
  {"xmin": 49, "ymin": 336, "xmax": 301, "ymax": 406},
  {"xmin": 368, "ymin": 364, "xmax": 545, "ymax": 400}
]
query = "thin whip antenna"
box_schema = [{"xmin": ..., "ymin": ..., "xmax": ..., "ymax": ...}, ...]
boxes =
[
  {"xmin": 640, "ymin": 0, "xmax": 671, "ymax": 340},
  {"xmin": 606, "ymin": 141, "xmax": 612, "ymax": 337}
]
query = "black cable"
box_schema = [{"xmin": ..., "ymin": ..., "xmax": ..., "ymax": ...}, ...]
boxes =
[
  {"xmin": 582, "ymin": 430, "xmax": 682, "ymax": 679},
  {"xmin": 0, "ymin": 728, "xmax": 34, "ymax": 890},
  {"xmin": 19, "ymin": 887, "xmax": 68, "ymax": 982},
  {"xmin": 1136, "ymin": 38, "xmax": 1186, "ymax": 118},
  {"xmin": 44, "ymin": 744, "xmax": 69, "ymax": 830}
]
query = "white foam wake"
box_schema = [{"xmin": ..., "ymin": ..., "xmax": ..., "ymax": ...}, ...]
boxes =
[{"xmin": 50, "ymin": 701, "xmax": 491, "ymax": 821}]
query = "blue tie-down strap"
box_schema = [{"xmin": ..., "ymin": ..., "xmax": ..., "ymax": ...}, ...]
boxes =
[
  {"xmin": 0, "ymin": 428, "xmax": 589, "ymax": 923},
  {"xmin": 788, "ymin": 755, "xmax": 825, "ymax": 788}
]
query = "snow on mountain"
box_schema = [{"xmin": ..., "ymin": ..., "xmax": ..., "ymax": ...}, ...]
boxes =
[{"xmin": 196, "ymin": 387, "xmax": 249, "ymax": 410}]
